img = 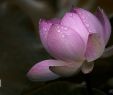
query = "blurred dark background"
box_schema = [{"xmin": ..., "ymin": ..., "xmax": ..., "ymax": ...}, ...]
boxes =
[{"xmin": 0, "ymin": 0, "xmax": 113, "ymax": 95}]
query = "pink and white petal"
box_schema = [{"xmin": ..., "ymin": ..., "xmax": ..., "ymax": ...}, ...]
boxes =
[
  {"xmin": 39, "ymin": 18, "xmax": 61, "ymax": 48},
  {"xmin": 85, "ymin": 34, "xmax": 105, "ymax": 62},
  {"xmin": 74, "ymin": 8, "xmax": 104, "ymax": 40},
  {"xmin": 47, "ymin": 24, "xmax": 86, "ymax": 62},
  {"xmin": 81, "ymin": 61, "xmax": 94, "ymax": 74},
  {"xmin": 27, "ymin": 59, "xmax": 67, "ymax": 81},
  {"xmin": 61, "ymin": 12, "xmax": 89, "ymax": 45},
  {"xmin": 39, "ymin": 19, "xmax": 52, "ymax": 48},
  {"xmin": 95, "ymin": 7, "xmax": 111, "ymax": 45},
  {"xmin": 50, "ymin": 60, "xmax": 84, "ymax": 77}
]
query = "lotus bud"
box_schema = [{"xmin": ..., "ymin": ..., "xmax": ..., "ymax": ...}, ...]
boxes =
[{"xmin": 27, "ymin": 7, "xmax": 111, "ymax": 81}]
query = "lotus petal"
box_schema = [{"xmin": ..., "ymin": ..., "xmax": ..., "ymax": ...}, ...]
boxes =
[
  {"xmin": 47, "ymin": 24, "xmax": 85, "ymax": 61},
  {"xmin": 39, "ymin": 18, "xmax": 60, "ymax": 48},
  {"xmin": 95, "ymin": 7, "xmax": 111, "ymax": 45},
  {"xmin": 61, "ymin": 12, "xmax": 89, "ymax": 45},
  {"xmin": 27, "ymin": 59, "xmax": 67, "ymax": 81},
  {"xmin": 85, "ymin": 34, "xmax": 105, "ymax": 62},
  {"xmin": 50, "ymin": 60, "xmax": 84, "ymax": 77},
  {"xmin": 74, "ymin": 8, "xmax": 104, "ymax": 39}
]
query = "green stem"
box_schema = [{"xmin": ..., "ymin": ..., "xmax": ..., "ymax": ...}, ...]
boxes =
[{"xmin": 83, "ymin": 73, "xmax": 94, "ymax": 95}]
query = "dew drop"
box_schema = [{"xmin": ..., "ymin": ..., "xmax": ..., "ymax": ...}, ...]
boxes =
[
  {"xmin": 57, "ymin": 26, "xmax": 60, "ymax": 29},
  {"xmin": 57, "ymin": 29, "xmax": 60, "ymax": 32},
  {"xmin": 61, "ymin": 26, "xmax": 67, "ymax": 30},
  {"xmin": 43, "ymin": 27, "xmax": 47, "ymax": 31},
  {"xmin": 64, "ymin": 27, "xmax": 68, "ymax": 30},
  {"xmin": 89, "ymin": 28, "xmax": 95, "ymax": 33},
  {"xmin": 81, "ymin": 15, "xmax": 86, "ymax": 19},
  {"xmin": 82, "ymin": 19, "xmax": 85, "ymax": 22},
  {"xmin": 85, "ymin": 23, "xmax": 90, "ymax": 27},
  {"xmin": 69, "ymin": 13, "xmax": 73, "ymax": 17},
  {"xmin": 62, "ymin": 35, "xmax": 65, "ymax": 38},
  {"xmin": 78, "ymin": 11, "xmax": 82, "ymax": 15}
]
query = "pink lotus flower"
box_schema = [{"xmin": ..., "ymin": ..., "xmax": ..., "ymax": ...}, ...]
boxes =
[{"xmin": 27, "ymin": 8, "xmax": 111, "ymax": 81}]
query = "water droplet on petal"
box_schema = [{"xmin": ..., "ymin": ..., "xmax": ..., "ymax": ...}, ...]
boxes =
[
  {"xmin": 69, "ymin": 13, "xmax": 73, "ymax": 17},
  {"xmin": 61, "ymin": 26, "xmax": 68, "ymax": 31},
  {"xmin": 81, "ymin": 16, "xmax": 85, "ymax": 19},
  {"xmin": 85, "ymin": 23, "xmax": 90, "ymax": 27},
  {"xmin": 43, "ymin": 27, "xmax": 47, "ymax": 31},
  {"xmin": 64, "ymin": 27, "xmax": 68, "ymax": 30},
  {"xmin": 57, "ymin": 29, "xmax": 60, "ymax": 32},
  {"xmin": 62, "ymin": 35, "xmax": 65, "ymax": 38}
]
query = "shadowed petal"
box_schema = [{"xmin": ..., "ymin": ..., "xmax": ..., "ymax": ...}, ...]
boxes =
[
  {"xmin": 101, "ymin": 45, "xmax": 113, "ymax": 58},
  {"xmin": 50, "ymin": 60, "xmax": 84, "ymax": 77},
  {"xmin": 95, "ymin": 7, "xmax": 111, "ymax": 45},
  {"xmin": 85, "ymin": 34, "xmax": 105, "ymax": 62},
  {"xmin": 47, "ymin": 24, "xmax": 85, "ymax": 61},
  {"xmin": 81, "ymin": 61, "xmax": 94, "ymax": 74},
  {"xmin": 27, "ymin": 60, "xmax": 67, "ymax": 81}
]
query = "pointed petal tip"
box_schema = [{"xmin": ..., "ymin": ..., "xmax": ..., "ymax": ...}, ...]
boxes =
[
  {"xmin": 81, "ymin": 62, "xmax": 94, "ymax": 74},
  {"xmin": 27, "ymin": 60, "xmax": 72, "ymax": 81},
  {"xmin": 26, "ymin": 60, "xmax": 63, "ymax": 81},
  {"xmin": 95, "ymin": 7, "xmax": 111, "ymax": 45}
]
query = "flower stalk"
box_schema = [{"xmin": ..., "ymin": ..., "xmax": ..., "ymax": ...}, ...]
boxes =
[{"xmin": 83, "ymin": 73, "xmax": 94, "ymax": 95}]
